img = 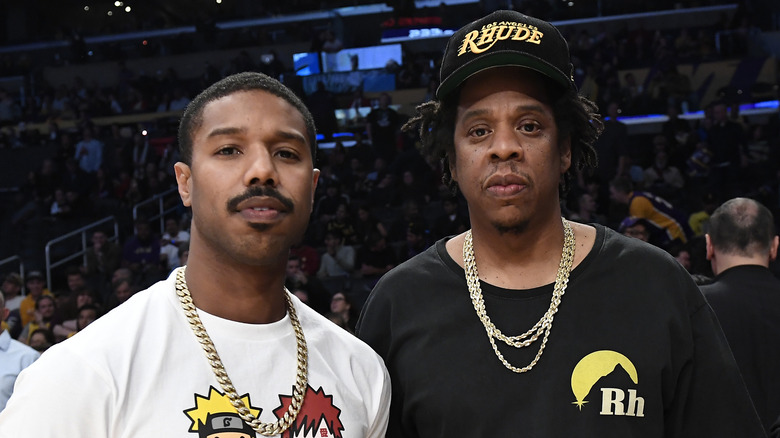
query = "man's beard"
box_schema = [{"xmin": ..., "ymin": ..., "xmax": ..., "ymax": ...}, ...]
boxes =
[{"xmin": 492, "ymin": 218, "xmax": 530, "ymax": 235}]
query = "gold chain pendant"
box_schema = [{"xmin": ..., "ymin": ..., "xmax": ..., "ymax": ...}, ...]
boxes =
[
  {"xmin": 463, "ymin": 218, "xmax": 575, "ymax": 373},
  {"xmin": 175, "ymin": 268, "xmax": 308, "ymax": 436}
]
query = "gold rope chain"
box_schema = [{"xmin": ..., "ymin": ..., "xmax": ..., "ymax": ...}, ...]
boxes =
[
  {"xmin": 463, "ymin": 218, "xmax": 575, "ymax": 373},
  {"xmin": 174, "ymin": 267, "xmax": 308, "ymax": 436}
]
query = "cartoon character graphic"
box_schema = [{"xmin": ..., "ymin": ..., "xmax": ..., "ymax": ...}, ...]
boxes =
[
  {"xmin": 275, "ymin": 386, "xmax": 344, "ymax": 438},
  {"xmin": 184, "ymin": 385, "xmax": 345, "ymax": 437},
  {"xmin": 184, "ymin": 386, "xmax": 261, "ymax": 438}
]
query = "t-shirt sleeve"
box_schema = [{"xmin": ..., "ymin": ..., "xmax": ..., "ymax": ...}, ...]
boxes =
[
  {"xmin": 365, "ymin": 362, "xmax": 392, "ymax": 438},
  {"xmin": 0, "ymin": 343, "xmax": 113, "ymax": 436}
]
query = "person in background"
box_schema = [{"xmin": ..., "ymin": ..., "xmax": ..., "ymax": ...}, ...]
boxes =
[
  {"xmin": 618, "ymin": 216, "xmax": 653, "ymax": 244},
  {"xmin": 700, "ymin": 197, "xmax": 780, "ymax": 433},
  {"xmin": 27, "ymin": 328, "xmax": 55, "ymax": 353},
  {"xmin": 357, "ymin": 231, "xmax": 397, "ymax": 285},
  {"xmin": 0, "ymin": 291, "xmax": 39, "ymax": 412},
  {"xmin": 568, "ymin": 192, "xmax": 606, "ymax": 225},
  {"xmin": 121, "ymin": 217, "xmax": 162, "ymax": 287},
  {"xmin": 610, "ymin": 175, "xmax": 691, "ymax": 246},
  {"xmin": 84, "ymin": 230, "xmax": 121, "ymax": 297},
  {"xmin": 74, "ymin": 125, "xmax": 103, "ymax": 175},
  {"xmin": 317, "ymin": 230, "xmax": 355, "ymax": 279},
  {"xmin": 75, "ymin": 304, "xmax": 100, "ymax": 333},
  {"xmin": 329, "ymin": 291, "xmax": 357, "ymax": 333},
  {"xmin": 0, "ymin": 273, "xmax": 23, "ymax": 312},
  {"xmin": 18, "ymin": 295, "xmax": 62, "ymax": 344},
  {"xmin": 366, "ymin": 92, "xmax": 402, "ymax": 163},
  {"xmin": 285, "ymin": 255, "xmax": 331, "ymax": 315},
  {"xmin": 18, "ymin": 271, "xmax": 52, "ymax": 330}
]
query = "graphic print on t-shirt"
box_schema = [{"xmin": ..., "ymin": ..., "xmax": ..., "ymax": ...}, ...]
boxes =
[
  {"xmin": 570, "ymin": 350, "xmax": 645, "ymax": 418},
  {"xmin": 184, "ymin": 385, "xmax": 345, "ymax": 437}
]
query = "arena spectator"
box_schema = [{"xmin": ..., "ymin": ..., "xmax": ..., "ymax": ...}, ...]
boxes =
[
  {"xmin": 18, "ymin": 271, "xmax": 51, "ymax": 330},
  {"xmin": 27, "ymin": 328, "xmax": 55, "ymax": 353},
  {"xmin": 610, "ymin": 176, "xmax": 692, "ymax": 246},
  {"xmin": 0, "ymin": 291, "xmax": 39, "ymax": 412},
  {"xmin": 285, "ymin": 255, "xmax": 330, "ymax": 315},
  {"xmin": 121, "ymin": 218, "xmax": 163, "ymax": 287},
  {"xmin": 366, "ymin": 93, "xmax": 402, "ymax": 163},
  {"xmin": 74, "ymin": 126, "xmax": 104, "ymax": 175},
  {"xmin": 18, "ymin": 295, "xmax": 62, "ymax": 345},
  {"xmin": 0, "ymin": 273, "xmax": 23, "ymax": 312},
  {"xmin": 317, "ymin": 230, "xmax": 355, "ymax": 279}
]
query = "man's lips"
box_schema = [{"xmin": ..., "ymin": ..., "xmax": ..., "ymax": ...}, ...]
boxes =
[
  {"xmin": 234, "ymin": 197, "xmax": 288, "ymax": 221},
  {"xmin": 485, "ymin": 174, "xmax": 529, "ymax": 196},
  {"xmin": 226, "ymin": 187, "xmax": 295, "ymax": 223}
]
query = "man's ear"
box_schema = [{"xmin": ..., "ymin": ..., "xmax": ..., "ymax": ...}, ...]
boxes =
[
  {"xmin": 560, "ymin": 137, "xmax": 572, "ymax": 174},
  {"xmin": 174, "ymin": 162, "xmax": 192, "ymax": 207},
  {"xmin": 311, "ymin": 168, "xmax": 321, "ymax": 208},
  {"xmin": 705, "ymin": 234, "xmax": 714, "ymax": 261},
  {"xmin": 448, "ymin": 154, "xmax": 458, "ymax": 183},
  {"xmin": 770, "ymin": 235, "xmax": 779, "ymax": 262}
]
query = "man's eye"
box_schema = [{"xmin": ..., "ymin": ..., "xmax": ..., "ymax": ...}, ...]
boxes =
[
  {"xmin": 520, "ymin": 123, "xmax": 539, "ymax": 133},
  {"xmin": 217, "ymin": 147, "xmax": 238, "ymax": 155},
  {"xmin": 471, "ymin": 128, "xmax": 489, "ymax": 137},
  {"xmin": 277, "ymin": 150, "xmax": 299, "ymax": 160}
]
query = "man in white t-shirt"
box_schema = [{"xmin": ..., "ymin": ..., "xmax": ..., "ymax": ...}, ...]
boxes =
[{"xmin": 0, "ymin": 72, "xmax": 390, "ymax": 437}]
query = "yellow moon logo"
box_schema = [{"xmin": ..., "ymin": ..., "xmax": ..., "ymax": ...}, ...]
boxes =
[{"xmin": 570, "ymin": 350, "xmax": 638, "ymax": 409}]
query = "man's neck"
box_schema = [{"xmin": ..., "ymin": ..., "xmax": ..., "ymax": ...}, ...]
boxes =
[
  {"xmin": 712, "ymin": 253, "xmax": 769, "ymax": 276},
  {"xmin": 183, "ymin": 255, "xmax": 289, "ymax": 324},
  {"xmin": 447, "ymin": 216, "xmax": 596, "ymax": 290}
]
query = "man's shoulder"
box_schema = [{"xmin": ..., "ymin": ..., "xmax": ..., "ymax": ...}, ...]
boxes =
[
  {"xmin": 296, "ymin": 300, "xmax": 386, "ymax": 365},
  {"xmin": 367, "ymin": 240, "xmax": 450, "ymax": 303},
  {"xmin": 67, "ymin": 277, "xmax": 176, "ymax": 345},
  {"xmin": 6, "ymin": 337, "xmax": 39, "ymax": 360},
  {"xmin": 702, "ymin": 265, "xmax": 780, "ymax": 294},
  {"xmin": 381, "ymin": 240, "xmax": 443, "ymax": 274},
  {"xmin": 598, "ymin": 225, "xmax": 681, "ymax": 268}
]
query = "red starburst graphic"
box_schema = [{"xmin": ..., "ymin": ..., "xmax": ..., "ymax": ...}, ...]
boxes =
[{"xmin": 274, "ymin": 385, "xmax": 344, "ymax": 438}]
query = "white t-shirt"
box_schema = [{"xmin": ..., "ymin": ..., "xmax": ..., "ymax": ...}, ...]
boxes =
[
  {"xmin": 4, "ymin": 295, "xmax": 22, "ymax": 312},
  {"xmin": 0, "ymin": 269, "xmax": 390, "ymax": 437}
]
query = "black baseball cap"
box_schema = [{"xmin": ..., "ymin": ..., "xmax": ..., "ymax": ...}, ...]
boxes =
[{"xmin": 437, "ymin": 9, "xmax": 575, "ymax": 100}]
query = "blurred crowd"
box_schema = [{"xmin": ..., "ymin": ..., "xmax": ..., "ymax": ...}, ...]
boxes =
[{"xmin": 0, "ymin": 0, "xmax": 778, "ymax": 351}]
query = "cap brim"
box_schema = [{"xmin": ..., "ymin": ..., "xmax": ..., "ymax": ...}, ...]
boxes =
[{"xmin": 436, "ymin": 52, "xmax": 572, "ymax": 100}]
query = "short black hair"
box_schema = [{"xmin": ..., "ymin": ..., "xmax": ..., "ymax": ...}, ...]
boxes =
[
  {"xmin": 708, "ymin": 197, "xmax": 776, "ymax": 256},
  {"xmin": 30, "ymin": 328, "xmax": 55, "ymax": 345},
  {"xmin": 35, "ymin": 294, "xmax": 56, "ymax": 310},
  {"xmin": 178, "ymin": 72, "xmax": 317, "ymax": 165},
  {"xmin": 78, "ymin": 303, "xmax": 101, "ymax": 316},
  {"xmin": 66, "ymin": 265, "xmax": 83, "ymax": 278},
  {"xmin": 402, "ymin": 76, "xmax": 602, "ymax": 196}
]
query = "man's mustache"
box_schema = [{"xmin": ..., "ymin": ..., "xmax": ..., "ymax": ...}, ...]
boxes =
[{"xmin": 226, "ymin": 186, "xmax": 295, "ymax": 213}]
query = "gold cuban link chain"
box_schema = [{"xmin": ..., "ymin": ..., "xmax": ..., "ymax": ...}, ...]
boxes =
[
  {"xmin": 463, "ymin": 218, "xmax": 575, "ymax": 373},
  {"xmin": 175, "ymin": 267, "xmax": 308, "ymax": 436}
]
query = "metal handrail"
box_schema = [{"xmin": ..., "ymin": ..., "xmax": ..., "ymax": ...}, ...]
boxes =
[
  {"xmin": 0, "ymin": 255, "xmax": 24, "ymax": 295},
  {"xmin": 44, "ymin": 216, "xmax": 120, "ymax": 292},
  {"xmin": 132, "ymin": 187, "xmax": 180, "ymax": 235}
]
